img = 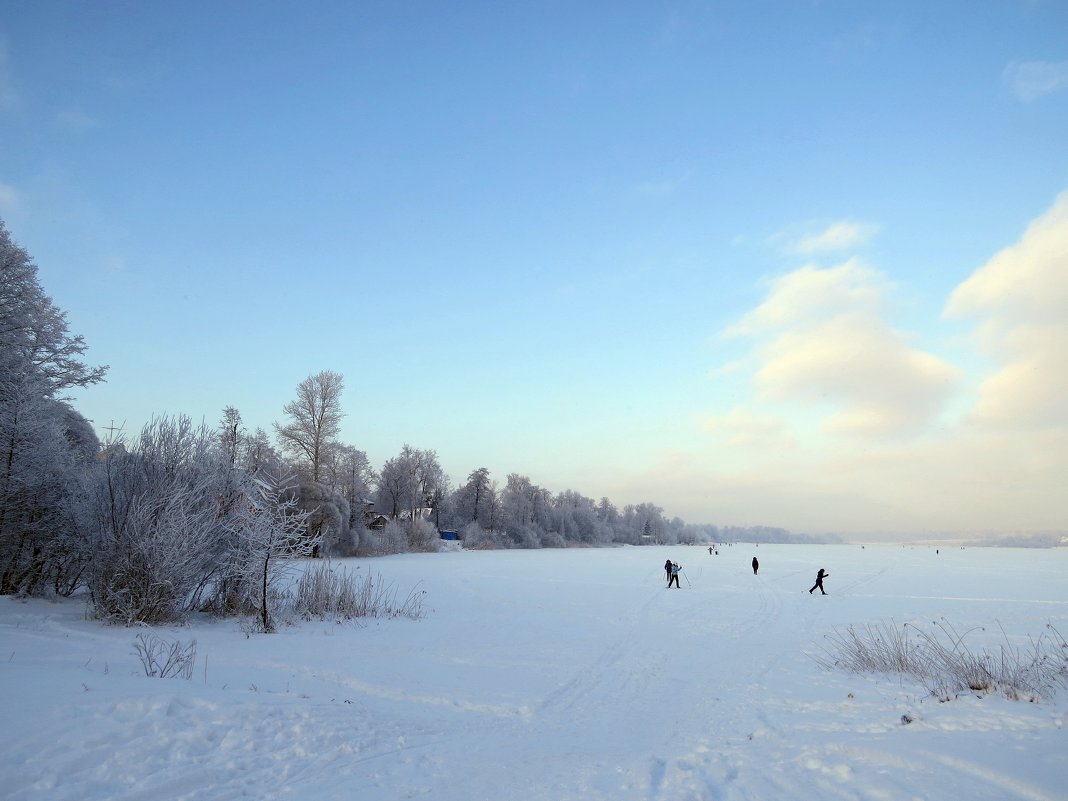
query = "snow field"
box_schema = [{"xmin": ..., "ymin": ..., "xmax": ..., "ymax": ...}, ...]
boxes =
[{"xmin": 1, "ymin": 544, "xmax": 1066, "ymax": 800}]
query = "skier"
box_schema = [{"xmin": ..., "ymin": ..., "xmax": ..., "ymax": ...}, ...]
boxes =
[
  {"xmin": 709, "ymin": 546, "xmax": 713, "ymax": 555},
  {"xmin": 809, "ymin": 568, "xmax": 829, "ymax": 595},
  {"xmin": 668, "ymin": 562, "xmax": 681, "ymax": 589},
  {"xmin": 664, "ymin": 559, "xmax": 673, "ymax": 583},
  {"xmin": 751, "ymin": 556, "xmax": 759, "ymax": 575}
]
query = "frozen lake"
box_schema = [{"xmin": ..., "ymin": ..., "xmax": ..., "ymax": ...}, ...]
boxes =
[{"xmin": 2, "ymin": 543, "xmax": 1066, "ymax": 800}]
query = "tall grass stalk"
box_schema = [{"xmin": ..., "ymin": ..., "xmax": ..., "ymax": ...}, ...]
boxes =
[
  {"xmin": 815, "ymin": 619, "xmax": 1068, "ymax": 702},
  {"xmin": 295, "ymin": 562, "xmax": 427, "ymax": 621}
]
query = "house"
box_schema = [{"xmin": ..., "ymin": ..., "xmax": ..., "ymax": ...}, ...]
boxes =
[{"xmin": 361, "ymin": 499, "xmax": 389, "ymax": 531}]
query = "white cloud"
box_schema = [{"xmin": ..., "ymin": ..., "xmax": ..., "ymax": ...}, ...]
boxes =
[
  {"xmin": 755, "ymin": 313, "xmax": 959, "ymax": 436},
  {"xmin": 945, "ymin": 191, "xmax": 1068, "ymax": 429},
  {"xmin": 792, "ymin": 220, "xmax": 879, "ymax": 255},
  {"xmin": 724, "ymin": 260, "xmax": 959, "ymax": 438},
  {"xmin": 0, "ymin": 181, "xmax": 19, "ymax": 210},
  {"xmin": 1003, "ymin": 60, "xmax": 1068, "ymax": 103},
  {"xmin": 726, "ymin": 259, "xmax": 891, "ymax": 337}
]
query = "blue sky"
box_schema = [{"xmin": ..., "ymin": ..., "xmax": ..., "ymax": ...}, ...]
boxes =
[{"xmin": 2, "ymin": 1, "xmax": 1066, "ymax": 537}]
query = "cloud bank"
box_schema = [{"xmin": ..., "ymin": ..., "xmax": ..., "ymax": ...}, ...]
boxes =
[
  {"xmin": 727, "ymin": 260, "xmax": 959, "ymax": 437},
  {"xmin": 635, "ymin": 196, "xmax": 1068, "ymax": 536}
]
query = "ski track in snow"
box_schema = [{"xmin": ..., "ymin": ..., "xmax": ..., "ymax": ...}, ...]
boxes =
[{"xmin": 2, "ymin": 545, "xmax": 1067, "ymax": 801}]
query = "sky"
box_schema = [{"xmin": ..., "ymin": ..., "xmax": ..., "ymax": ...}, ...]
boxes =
[{"xmin": 1, "ymin": 1, "xmax": 1066, "ymax": 538}]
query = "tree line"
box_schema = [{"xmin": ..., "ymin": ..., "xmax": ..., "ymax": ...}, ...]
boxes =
[{"xmin": 0, "ymin": 217, "xmax": 816, "ymax": 626}]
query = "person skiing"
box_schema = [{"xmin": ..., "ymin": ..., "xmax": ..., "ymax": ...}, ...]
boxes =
[
  {"xmin": 668, "ymin": 562, "xmax": 681, "ymax": 588},
  {"xmin": 809, "ymin": 568, "xmax": 829, "ymax": 594},
  {"xmin": 752, "ymin": 556, "xmax": 759, "ymax": 575},
  {"xmin": 664, "ymin": 559, "xmax": 673, "ymax": 584}
]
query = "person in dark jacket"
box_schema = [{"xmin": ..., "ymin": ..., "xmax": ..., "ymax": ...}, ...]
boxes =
[
  {"xmin": 664, "ymin": 559, "xmax": 673, "ymax": 584},
  {"xmin": 809, "ymin": 568, "xmax": 829, "ymax": 594},
  {"xmin": 751, "ymin": 556, "xmax": 759, "ymax": 575}
]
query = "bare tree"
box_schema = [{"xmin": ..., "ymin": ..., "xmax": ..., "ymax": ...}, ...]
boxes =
[{"xmin": 274, "ymin": 371, "xmax": 345, "ymax": 483}]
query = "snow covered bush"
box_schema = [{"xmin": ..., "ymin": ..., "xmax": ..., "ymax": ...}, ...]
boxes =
[
  {"xmin": 289, "ymin": 480, "xmax": 352, "ymax": 557},
  {"xmin": 816, "ymin": 618, "xmax": 1068, "ymax": 702},
  {"xmin": 459, "ymin": 522, "xmax": 498, "ymax": 549},
  {"xmin": 405, "ymin": 518, "xmax": 440, "ymax": 553},
  {"xmin": 362, "ymin": 519, "xmax": 409, "ymax": 556},
  {"xmin": 84, "ymin": 418, "xmax": 226, "ymax": 625}
]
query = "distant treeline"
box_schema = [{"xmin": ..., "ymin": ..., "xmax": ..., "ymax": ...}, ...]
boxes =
[{"xmin": 963, "ymin": 532, "xmax": 1067, "ymax": 549}]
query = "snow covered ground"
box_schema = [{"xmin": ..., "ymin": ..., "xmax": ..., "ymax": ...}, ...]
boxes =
[{"xmin": 2, "ymin": 544, "xmax": 1066, "ymax": 801}]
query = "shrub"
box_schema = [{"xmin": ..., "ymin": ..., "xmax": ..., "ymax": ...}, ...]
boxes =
[
  {"xmin": 132, "ymin": 633, "xmax": 197, "ymax": 679},
  {"xmin": 361, "ymin": 520, "xmax": 409, "ymax": 556}
]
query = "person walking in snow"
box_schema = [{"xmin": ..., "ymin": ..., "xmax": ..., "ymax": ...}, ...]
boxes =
[
  {"xmin": 751, "ymin": 556, "xmax": 759, "ymax": 575},
  {"xmin": 809, "ymin": 568, "xmax": 829, "ymax": 594},
  {"xmin": 665, "ymin": 559, "xmax": 673, "ymax": 584},
  {"xmin": 668, "ymin": 562, "xmax": 681, "ymax": 588}
]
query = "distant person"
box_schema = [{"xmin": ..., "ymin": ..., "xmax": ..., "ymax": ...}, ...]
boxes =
[
  {"xmin": 752, "ymin": 556, "xmax": 759, "ymax": 575},
  {"xmin": 668, "ymin": 562, "xmax": 681, "ymax": 588},
  {"xmin": 709, "ymin": 546, "xmax": 713, "ymax": 555},
  {"xmin": 809, "ymin": 568, "xmax": 829, "ymax": 595},
  {"xmin": 664, "ymin": 559, "xmax": 673, "ymax": 583}
]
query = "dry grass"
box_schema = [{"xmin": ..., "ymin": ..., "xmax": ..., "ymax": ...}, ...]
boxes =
[
  {"xmin": 294, "ymin": 562, "xmax": 427, "ymax": 621},
  {"xmin": 815, "ymin": 618, "xmax": 1068, "ymax": 702}
]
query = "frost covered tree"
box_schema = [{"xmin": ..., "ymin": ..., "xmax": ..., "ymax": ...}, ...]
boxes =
[
  {"xmin": 620, "ymin": 502, "xmax": 669, "ymax": 545},
  {"xmin": 244, "ymin": 426, "xmax": 283, "ymax": 475},
  {"xmin": 453, "ymin": 467, "xmax": 497, "ymax": 531},
  {"xmin": 289, "ymin": 480, "xmax": 352, "ymax": 557},
  {"xmin": 0, "ymin": 219, "xmax": 108, "ymax": 393},
  {"xmin": 552, "ymin": 489, "xmax": 609, "ymax": 544},
  {"xmin": 375, "ymin": 445, "xmax": 447, "ymax": 549},
  {"xmin": 221, "ymin": 471, "xmax": 315, "ymax": 632},
  {"xmin": 274, "ymin": 371, "xmax": 345, "ymax": 483},
  {"xmin": 0, "ymin": 373, "xmax": 99, "ymax": 594},
  {"xmin": 499, "ymin": 473, "xmax": 554, "ymax": 547},
  {"xmin": 321, "ymin": 442, "xmax": 375, "ymax": 528},
  {"xmin": 0, "ymin": 218, "xmax": 106, "ymax": 595},
  {"xmin": 376, "ymin": 445, "xmax": 446, "ymax": 522},
  {"xmin": 84, "ymin": 417, "xmax": 227, "ymax": 624},
  {"xmin": 218, "ymin": 406, "xmax": 244, "ymax": 469}
]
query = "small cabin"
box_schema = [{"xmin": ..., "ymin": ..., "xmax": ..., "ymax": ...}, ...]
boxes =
[{"xmin": 439, "ymin": 530, "xmax": 460, "ymax": 541}]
